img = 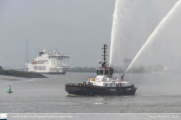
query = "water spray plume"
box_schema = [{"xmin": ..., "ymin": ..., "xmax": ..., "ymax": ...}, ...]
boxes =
[
  {"xmin": 109, "ymin": 0, "xmax": 117, "ymax": 66},
  {"xmin": 125, "ymin": 0, "xmax": 181, "ymax": 73}
]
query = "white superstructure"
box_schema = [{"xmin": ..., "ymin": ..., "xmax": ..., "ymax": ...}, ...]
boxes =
[{"xmin": 27, "ymin": 49, "xmax": 69, "ymax": 74}]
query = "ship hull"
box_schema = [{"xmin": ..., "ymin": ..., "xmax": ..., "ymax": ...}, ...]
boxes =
[{"xmin": 65, "ymin": 83, "xmax": 137, "ymax": 96}]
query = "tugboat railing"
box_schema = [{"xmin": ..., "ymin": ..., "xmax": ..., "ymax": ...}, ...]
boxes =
[
  {"xmin": 112, "ymin": 77, "xmax": 121, "ymax": 81},
  {"xmin": 87, "ymin": 77, "xmax": 122, "ymax": 81}
]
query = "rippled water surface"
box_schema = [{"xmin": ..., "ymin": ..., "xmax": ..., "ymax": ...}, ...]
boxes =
[{"xmin": 0, "ymin": 72, "xmax": 181, "ymax": 113}]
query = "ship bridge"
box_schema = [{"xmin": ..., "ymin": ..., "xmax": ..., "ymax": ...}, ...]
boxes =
[{"xmin": 96, "ymin": 67, "xmax": 114, "ymax": 78}]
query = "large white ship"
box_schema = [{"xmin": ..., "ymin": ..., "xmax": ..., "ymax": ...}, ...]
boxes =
[{"xmin": 27, "ymin": 49, "xmax": 69, "ymax": 74}]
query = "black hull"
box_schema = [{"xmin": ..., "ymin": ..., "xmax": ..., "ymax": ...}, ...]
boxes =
[{"xmin": 65, "ymin": 83, "xmax": 137, "ymax": 96}]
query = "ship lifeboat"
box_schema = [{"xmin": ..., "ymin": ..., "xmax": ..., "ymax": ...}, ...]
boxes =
[{"xmin": 31, "ymin": 61, "xmax": 37, "ymax": 64}]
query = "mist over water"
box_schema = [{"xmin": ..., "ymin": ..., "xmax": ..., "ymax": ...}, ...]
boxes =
[{"xmin": 109, "ymin": 0, "xmax": 181, "ymax": 73}]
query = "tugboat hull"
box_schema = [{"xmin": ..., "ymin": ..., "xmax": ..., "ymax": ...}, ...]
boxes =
[{"xmin": 65, "ymin": 83, "xmax": 137, "ymax": 96}]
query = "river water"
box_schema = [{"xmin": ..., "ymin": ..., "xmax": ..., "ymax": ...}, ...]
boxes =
[{"xmin": 0, "ymin": 72, "xmax": 181, "ymax": 114}]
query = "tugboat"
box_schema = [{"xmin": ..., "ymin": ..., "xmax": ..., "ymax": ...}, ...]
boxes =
[{"xmin": 65, "ymin": 44, "xmax": 137, "ymax": 96}]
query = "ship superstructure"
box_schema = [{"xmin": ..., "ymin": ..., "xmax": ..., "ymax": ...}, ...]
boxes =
[{"xmin": 28, "ymin": 49, "xmax": 69, "ymax": 74}]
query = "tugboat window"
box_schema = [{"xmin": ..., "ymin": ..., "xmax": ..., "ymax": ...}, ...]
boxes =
[
  {"xmin": 100, "ymin": 70, "xmax": 103, "ymax": 75},
  {"xmin": 96, "ymin": 70, "xmax": 99, "ymax": 75},
  {"xmin": 105, "ymin": 70, "xmax": 108, "ymax": 75},
  {"xmin": 96, "ymin": 69, "xmax": 104, "ymax": 75}
]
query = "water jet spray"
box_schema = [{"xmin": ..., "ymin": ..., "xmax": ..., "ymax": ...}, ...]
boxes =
[{"xmin": 119, "ymin": 0, "xmax": 181, "ymax": 79}]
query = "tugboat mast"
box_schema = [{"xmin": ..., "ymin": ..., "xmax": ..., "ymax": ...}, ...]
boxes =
[{"xmin": 100, "ymin": 44, "xmax": 108, "ymax": 67}]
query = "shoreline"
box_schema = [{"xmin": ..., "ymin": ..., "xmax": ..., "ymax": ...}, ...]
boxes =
[{"xmin": 0, "ymin": 69, "xmax": 47, "ymax": 78}]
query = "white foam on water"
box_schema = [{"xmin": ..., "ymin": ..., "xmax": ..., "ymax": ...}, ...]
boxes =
[
  {"xmin": 18, "ymin": 79, "xmax": 35, "ymax": 83},
  {"xmin": 0, "ymin": 76, "xmax": 35, "ymax": 85},
  {"xmin": 93, "ymin": 102, "xmax": 104, "ymax": 105}
]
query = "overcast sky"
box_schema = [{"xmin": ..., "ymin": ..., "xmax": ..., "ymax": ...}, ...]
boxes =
[
  {"xmin": 1, "ymin": 0, "xmax": 181, "ymax": 69},
  {"xmin": 0, "ymin": 0, "xmax": 115, "ymax": 67}
]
